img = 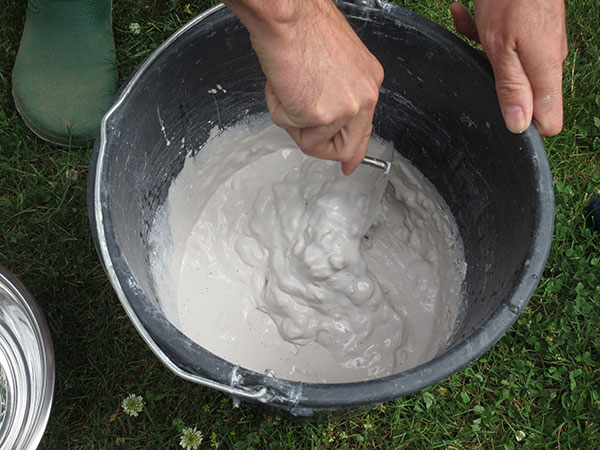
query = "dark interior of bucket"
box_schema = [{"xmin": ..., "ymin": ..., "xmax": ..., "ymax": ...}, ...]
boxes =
[{"xmin": 96, "ymin": 3, "xmax": 543, "ymax": 383}]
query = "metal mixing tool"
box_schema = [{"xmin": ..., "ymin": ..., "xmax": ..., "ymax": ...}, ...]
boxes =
[
  {"xmin": 361, "ymin": 155, "xmax": 391, "ymax": 174},
  {"xmin": 359, "ymin": 151, "xmax": 394, "ymax": 232}
]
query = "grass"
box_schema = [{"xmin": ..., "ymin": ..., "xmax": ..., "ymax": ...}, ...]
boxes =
[{"xmin": 1, "ymin": 0, "xmax": 599, "ymax": 448}]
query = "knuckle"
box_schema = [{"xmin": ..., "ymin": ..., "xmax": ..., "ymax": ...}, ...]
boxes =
[
  {"xmin": 269, "ymin": 113, "xmax": 287, "ymax": 128},
  {"xmin": 300, "ymin": 145, "xmax": 320, "ymax": 157},
  {"xmin": 310, "ymin": 107, "xmax": 336, "ymax": 127},
  {"xmin": 537, "ymin": 117, "xmax": 563, "ymax": 136},
  {"xmin": 296, "ymin": 137, "xmax": 321, "ymax": 156},
  {"xmin": 343, "ymin": 100, "xmax": 361, "ymax": 120},
  {"xmin": 358, "ymin": 82, "xmax": 381, "ymax": 115},
  {"xmin": 559, "ymin": 38, "xmax": 569, "ymax": 61},
  {"xmin": 495, "ymin": 80, "xmax": 528, "ymax": 101},
  {"xmin": 480, "ymin": 31, "xmax": 509, "ymax": 55},
  {"xmin": 364, "ymin": 89, "xmax": 379, "ymax": 111},
  {"xmin": 546, "ymin": 53, "xmax": 566, "ymax": 72},
  {"xmin": 372, "ymin": 61, "xmax": 385, "ymax": 86},
  {"xmin": 336, "ymin": 147, "xmax": 355, "ymax": 163}
]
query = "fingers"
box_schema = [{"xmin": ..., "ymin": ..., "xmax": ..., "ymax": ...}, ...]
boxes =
[
  {"xmin": 265, "ymin": 81, "xmax": 296, "ymax": 129},
  {"xmin": 256, "ymin": 0, "xmax": 384, "ymax": 175},
  {"xmin": 485, "ymin": 34, "xmax": 567, "ymax": 136},
  {"xmin": 339, "ymin": 113, "xmax": 374, "ymax": 175},
  {"xmin": 284, "ymin": 125, "xmax": 340, "ymax": 158},
  {"xmin": 284, "ymin": 111, "xmax": 373, "ymax": 176},
  {"xmin": 450, "ymin": 1, "xmax": 566, "ymax": 136},
  {"xmin": 484, "ymin": 43, "xmax": 534, "ymax": 134},
  {"xmin": 450, "ymin": 2, "xmax": 480, "ymax": 42},
  {"xmin": 524, "ymin": 62, "xmax": 564, "ymax": 136},
  {"xmin": 450, "ymin": 3, "xmax": 534, "ymax": 133},
  {"xmin": 519, "ymin": 46, "xmax": 566, "ymax": 136},
  {"xmin": 265, "ymin": 80, "xmax": 377, "ymax": 176}
]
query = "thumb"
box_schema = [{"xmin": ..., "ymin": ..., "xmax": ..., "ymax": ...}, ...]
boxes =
[{"xmin": 487, "ymin": 45, "xmax": 534, "ymax": 134}]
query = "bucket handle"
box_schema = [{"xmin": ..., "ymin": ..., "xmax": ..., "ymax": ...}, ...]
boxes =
[
  {"xmin": 163, "ymin": 361, "xmax": 269, "ymax": 401},
  {"xmin": 121, "ymin": 307, "xmax": 270, "ymax": 400}
]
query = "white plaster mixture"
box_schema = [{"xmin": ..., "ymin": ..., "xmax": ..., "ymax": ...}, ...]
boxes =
[{"xmin": 150, "ymin": 116, "xmax": 465, "ymax": 383}]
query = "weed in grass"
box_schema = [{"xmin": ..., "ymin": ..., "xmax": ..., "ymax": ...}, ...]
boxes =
[
  {"xmin": 179, "ymin": 427, "xmax": 204, "ymax": 450},
  {"xmin": 121, "ymin": 394, "xmax": 145, "ymax": 417}
]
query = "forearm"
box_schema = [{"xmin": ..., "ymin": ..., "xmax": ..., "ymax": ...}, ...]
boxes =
[
  {"xmin": 222, "ymin": 0, "xmax": 315, "ymax": 37},
  {"xmin": 222, "ymin": 0, "xmax": 384, "ymax": 174}
]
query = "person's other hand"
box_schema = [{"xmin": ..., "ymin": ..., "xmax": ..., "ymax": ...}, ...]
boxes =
[
  {"xmin": 224, "ymin": 0, "xmax": 384, "ymax": 175},
  {"xmin": 450, "ymin": 0, "xmax": 568, "ymax": 136}
]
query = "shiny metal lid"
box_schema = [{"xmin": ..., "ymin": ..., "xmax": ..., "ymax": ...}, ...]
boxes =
[{"xmin": 0, "ymin": 265, "xmax": 54, "ymax": 449}]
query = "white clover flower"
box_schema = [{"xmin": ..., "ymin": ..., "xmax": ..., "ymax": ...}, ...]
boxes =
[
  {"xmin": 515, "ymin": 430, "xmax": 526, "ymax": 442},
  {"xmin": 180, "ymin": 427, "xmax": 204, "ymax": 450},
  {"xmin": 129, "ymin": 22, "xmax": 141, "ymax": 35},
  {"xmin": 121, "ymin": 394, "xmax": 144, "ymax": 417},
  {"xmin": 65, "ymin": 168, "xmax": 79, "ymax": 181}
]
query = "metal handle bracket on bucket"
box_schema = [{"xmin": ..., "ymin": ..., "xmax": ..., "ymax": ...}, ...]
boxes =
[
  {"xmin": 108, "ymin": 283, "xmax": 270, "ymax": 401},
  {"xmin": 164, "ymin": 361, "xmax": 269, "ymax": 401}
]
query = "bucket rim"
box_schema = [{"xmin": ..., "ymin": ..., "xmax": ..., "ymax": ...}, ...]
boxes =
[{"xmin": 0, "ymin": 264, "xmax": 55, "ymax": 448}]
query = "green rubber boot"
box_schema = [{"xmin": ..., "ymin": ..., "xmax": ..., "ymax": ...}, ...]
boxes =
[{"xmin": 12, "ymin": 0, "xmax": 117, "ymax": 147}]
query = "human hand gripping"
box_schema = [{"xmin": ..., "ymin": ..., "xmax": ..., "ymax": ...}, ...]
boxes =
[
  {"xmin": 223, "ymin": 0, "xmax": 384, "ymax": 175},
  {"xmin": 450, "ymin": 0, "xmax": 568, "ymax": 136}
]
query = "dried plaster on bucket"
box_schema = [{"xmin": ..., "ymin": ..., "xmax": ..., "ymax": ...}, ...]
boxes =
[{"xmin": 149, "ymin": 115, "xmax": 466, "ymax": 383}]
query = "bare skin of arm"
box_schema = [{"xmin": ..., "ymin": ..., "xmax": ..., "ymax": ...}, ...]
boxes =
[
  {"xmin": 223, "ymin": 0, "xmax": 567, "ymax": 176},
  {"xmin": 222, "ymin": 0, "xmax": 384, "ymax": 175},
  {"xmin": 451, "ymin": 0, "xmax": 568, "ymax": 136}
]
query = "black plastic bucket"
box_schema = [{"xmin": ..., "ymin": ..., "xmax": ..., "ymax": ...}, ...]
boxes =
[{"xmin": 88, "ymin": 1, "xmax": 553, "ymax": 416}]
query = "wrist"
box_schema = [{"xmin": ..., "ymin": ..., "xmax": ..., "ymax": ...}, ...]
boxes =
[{"xmin": 223, "ymin": 0, "xmax": 327, "ymax": 39}]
